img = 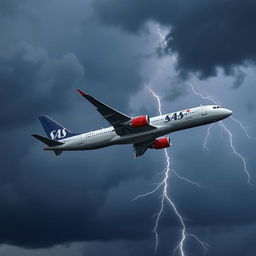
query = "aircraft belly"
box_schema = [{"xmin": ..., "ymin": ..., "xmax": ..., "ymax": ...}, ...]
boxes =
[
  {"xmin": 84, "ymin": 140, "xmax": 114, "ymax": 149},
  {"xmin": 81, "ymin": 138, "xmax": 114, "ymax": 149},
  {"xmin": 112, "ymin": 126, "xmax": 171, "ymax": 144}
]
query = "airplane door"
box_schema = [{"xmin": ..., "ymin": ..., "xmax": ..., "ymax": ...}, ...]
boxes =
[{"xmin": 201, "ymin": 105, "xmax": 207, "ymax": 116}]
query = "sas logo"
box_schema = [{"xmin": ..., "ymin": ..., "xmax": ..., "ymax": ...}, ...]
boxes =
[
  {"xmin": 165, "ymin": 111, "xmax": 184, "ymax": 123},
  {"xmin": 50, "ymin": 128, "xmax": 67, "ymax": 140}
]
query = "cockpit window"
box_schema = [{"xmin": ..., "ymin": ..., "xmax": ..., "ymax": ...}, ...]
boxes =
[{"xmin": 213, "ymin": 105, "xmax": 221, "ymax": 109}]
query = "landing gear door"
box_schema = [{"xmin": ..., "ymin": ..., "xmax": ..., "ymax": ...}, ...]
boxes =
[{"xmin": 201, "ymin": 105, "xmax": 207, "ymax": 116}]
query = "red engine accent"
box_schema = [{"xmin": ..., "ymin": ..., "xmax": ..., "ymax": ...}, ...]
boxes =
[
  {"xmin": 152, "ymin": 137, "xmax": 171, "ymax": 149},
  {"xmin": 130, "ymin": 115, "xmax": 149, "ymax": 127}
]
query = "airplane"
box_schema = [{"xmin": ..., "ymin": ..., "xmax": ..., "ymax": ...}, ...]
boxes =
[{"xmin": 32, "ymin": 89, "xmax": 232, "ymax": 157}]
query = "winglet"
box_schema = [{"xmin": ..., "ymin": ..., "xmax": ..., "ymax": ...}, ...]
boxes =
[{"xmin": 77, "ymin": 89, "xmax": 88, "ymax": 97}]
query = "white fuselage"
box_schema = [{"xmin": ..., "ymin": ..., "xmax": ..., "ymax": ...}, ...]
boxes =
[{"xmin": 46, "ymin": 105, "xmax": 232, "ymax": 152}]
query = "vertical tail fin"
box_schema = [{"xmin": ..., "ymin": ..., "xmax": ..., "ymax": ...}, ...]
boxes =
[{"xmin": 39, "ymin": 116, "xmax": 78, "ymax": 140}]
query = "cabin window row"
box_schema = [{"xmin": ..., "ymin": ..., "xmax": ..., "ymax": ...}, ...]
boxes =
[{"xmin": 86, "ymin": 130, "xmax": 111, "ymax": 138}]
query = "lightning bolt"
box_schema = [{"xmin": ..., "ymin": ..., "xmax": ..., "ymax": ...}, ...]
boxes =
[
  {"xmin": 156, "ymin": 24, "xmax": 167, "ymax": 48},
  {"xmin": 133, "ymin": 87, "xmax": 207, "ymax": 255},
  {"xmin": 202, "ymin": 123, "xmax": 214, "ymax": 152},
  {"xmin": 147, "ymin": 87, "xmax": 201, "ymax": 188},
  {"xmin": 187, "ymin": 82, "xmax": 252, "ymax": 184},
  {"xmin": 230, "ymin": 116, "xmax": 256, "ymax": 140},
  {"xmin": 219, "ymin": 121, "xmax": 251, "ymax": 184},
  {"xmin": 135, "ymin": 23, "xmax": 252, "ymax": 255},
  {"xmin": 186, "ymin": 82, "xmax": 219, "ymax": 105}
]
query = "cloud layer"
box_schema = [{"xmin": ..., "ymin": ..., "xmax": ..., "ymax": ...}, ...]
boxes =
[{"xmin": 93, "ymin": 0, "xmax": 256, "ymax": 77}]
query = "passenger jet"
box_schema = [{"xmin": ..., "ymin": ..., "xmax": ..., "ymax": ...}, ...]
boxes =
[{"xmin": 33, "ymin": 89, "xmax": 232, "ymax": 157}]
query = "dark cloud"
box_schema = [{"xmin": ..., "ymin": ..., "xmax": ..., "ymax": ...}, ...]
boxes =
[
  {"xmin": 0, "ymin": 42, "xmax": 84, "ymax": 128},
  {"xmin": 232, "ymin": 69, "xmax": 246, "ymax": 89},
  {"xmin": 0, "ymin": 0, "xmax": 23, "ymax": 15},
  {"xmin": 164, "ymin": 80, "xmax": 187, "ymax": 101},
  {"xmin": 0, "ymin": 0, "xmax": 155, "ymax": 249},
  {"xmin": 77, "ymin": 20, "xmax": 144, "ymax": 106},
  {"xmin": 0, "ymin": 145, "xmax": 160, "ymax": 248},
  {"xmin": 93, "ymin": 0, "xmax": 256, "ymax": 78}
]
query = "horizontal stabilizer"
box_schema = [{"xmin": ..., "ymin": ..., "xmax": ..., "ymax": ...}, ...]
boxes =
[{"xmin": 32, "ymin": 134, "xmax": 64, "ymax": 147}]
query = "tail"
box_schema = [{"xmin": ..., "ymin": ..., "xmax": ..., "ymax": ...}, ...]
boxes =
[
  {"xmin": 39, "ymin": 115, "xmax": 79, "ymax": 140},
  {"xmin": 32, "ymin": 134, "xmax": 64, "ymax": 156},
  {"xmin": 33, "ymin": 115, "xmax": 79, "ymax": 156},
  {"xmin": 32, "ymin": 134, "xmax": 64, "ymax": 147}
]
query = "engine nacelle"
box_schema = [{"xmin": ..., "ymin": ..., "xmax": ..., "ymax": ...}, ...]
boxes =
[
  {"xmin": 130, "ymin": 115, "xmax": 149, "ymax": 128},
  {"xmin": 152, "ymin": 137, "xmax": 171, "ymax": 149}
]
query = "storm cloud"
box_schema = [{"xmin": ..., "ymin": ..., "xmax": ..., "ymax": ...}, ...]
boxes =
[
  {"xmin": 0, "ymin": 42, "xmax": 84, "ymax": 128},
  {"xmin": 93, "ymin": 0, "xmax": 256, "ymax": 78}
]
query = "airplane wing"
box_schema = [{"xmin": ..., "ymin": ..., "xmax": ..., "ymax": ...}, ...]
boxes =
[
  {"xmin": 77, "ymin": 89, "xmax": 156, "ymax": 135},
  {"xmin": 133, "ymin": 139, "xmax": 155, "ymax": 157}
]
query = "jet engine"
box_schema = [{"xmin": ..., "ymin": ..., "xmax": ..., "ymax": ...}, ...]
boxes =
[
  {"xmin": 130, "ymin": 115, "xmax": 149, "ymax": 127},
  {"xmin": 151, "ymin": 137, "xmax": 171, "ymax": 149}
]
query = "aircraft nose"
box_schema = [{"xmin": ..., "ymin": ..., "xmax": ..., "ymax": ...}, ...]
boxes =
[
  {"xmin": 223, "ymin": 109, "xmax": 232, "ymax": 118},
  {"xmin": 226, "ymin": 109, "xmax": 232, "ymax": 116}
]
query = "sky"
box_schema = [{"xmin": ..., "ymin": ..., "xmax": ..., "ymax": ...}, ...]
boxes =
[{"xmin": 1, "ymin": 0, "xmax": 256, "ymax": 255}]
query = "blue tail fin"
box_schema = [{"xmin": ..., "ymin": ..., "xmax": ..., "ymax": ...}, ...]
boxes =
[{"xmin": 39, "ymin": 116, "xmax": 78, "ymax": 140}]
